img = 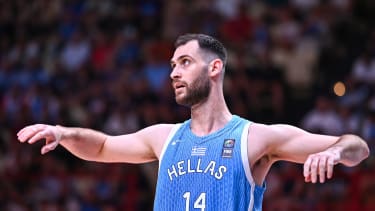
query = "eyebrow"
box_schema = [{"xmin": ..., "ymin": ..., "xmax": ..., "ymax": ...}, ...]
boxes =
[{"xmin": 170, "ymin": 55, "xmax": 193, "ymax": 65}]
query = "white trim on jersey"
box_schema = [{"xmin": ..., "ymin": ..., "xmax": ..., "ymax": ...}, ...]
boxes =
[
  {"xmin": 159, "ymin": 123, "xmax": 183, "ymax": 168},
  {"xmin": 240, "ymin": 121, "xmax": 255, "ymax": 211}
]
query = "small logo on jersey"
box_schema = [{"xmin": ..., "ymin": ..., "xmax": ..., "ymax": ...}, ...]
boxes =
[
  {"xmin": 222, "ymin": 139, "xmax": 235, "ymax": 158},
  {"xmin": 191, "ymin": 146, "xmax": 207, "ymax": 156},
  {"xmin": 223, "ymin": 139, "xmax": 235, "ymax": 148}
]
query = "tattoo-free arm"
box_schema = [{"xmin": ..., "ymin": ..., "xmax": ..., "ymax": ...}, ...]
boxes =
[
  {"xmin": 17, "ymin": 124, "xmax": 174, "ymax": 163},
  {"xmin": 255, "ymin": 124, "xmax": 369, "ymax": 183}
]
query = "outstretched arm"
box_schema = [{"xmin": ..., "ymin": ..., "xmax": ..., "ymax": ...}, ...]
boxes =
[
  {"xmin": 273, "ymin": 125, "xmax": 369, "ymax": 183},
  {"xmin": 250, "ymin": 124, "xmax": 369, "ymax": 184},
  {"xmin": 17, "ymin": 124, "xmax": 174, "ymax": 163}
]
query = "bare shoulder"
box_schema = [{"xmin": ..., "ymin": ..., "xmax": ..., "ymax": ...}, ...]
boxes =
[
  {"xmin": 136, "ymin": 123, "xmax": 178, "ymax": 158},
  {"xmin": 248, "ymin": 123, "xmax": 281, "ymax": 143},
  {"xmin": 136, "ymin": 123, "xmax": 176, "ymax": 143}
]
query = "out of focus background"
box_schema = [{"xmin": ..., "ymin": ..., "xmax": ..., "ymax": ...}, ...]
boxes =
[{"xmin": 1, "ymin": 0, "xmax": 375, "ymax": 210}]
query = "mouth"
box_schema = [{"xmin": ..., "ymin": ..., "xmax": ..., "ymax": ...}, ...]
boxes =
[{"xmin": 173, "ymin": 81, "xmax": 186, "ymax": 90}]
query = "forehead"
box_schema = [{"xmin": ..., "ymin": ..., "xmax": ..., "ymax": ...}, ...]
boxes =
[{"xmin": 171, "ymin": 40, "xmax": 201, "ymax": 61}]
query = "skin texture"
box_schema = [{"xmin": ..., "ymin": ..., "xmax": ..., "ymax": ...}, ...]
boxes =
[{"xmin": 17, "ymin": 39, "xmax": 369, "ymax": 186}]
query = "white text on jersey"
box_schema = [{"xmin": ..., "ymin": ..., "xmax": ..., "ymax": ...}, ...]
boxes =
[{"xmin": 167, "ymin": 158, "xmax": 227, "ymax": 181}]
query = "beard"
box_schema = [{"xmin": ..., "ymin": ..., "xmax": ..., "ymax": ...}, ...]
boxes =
[{"xmin": 174, "ymin": 67, "xmax": 211, "ymax": 107}]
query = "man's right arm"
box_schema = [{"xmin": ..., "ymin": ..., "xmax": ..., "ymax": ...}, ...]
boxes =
[{"xmin": 17, "ymin": 124, "xmax": 174, "ymax": 163}]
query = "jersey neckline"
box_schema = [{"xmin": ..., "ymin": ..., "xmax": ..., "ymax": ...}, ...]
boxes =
[{"xmin": 183, "ymin": 115, "xmax": 241, "ymax": 143}]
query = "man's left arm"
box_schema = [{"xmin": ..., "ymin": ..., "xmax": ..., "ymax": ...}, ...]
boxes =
[{"xmin": 265, "ymin": 124, "xmax": 370, "ymax": 183}]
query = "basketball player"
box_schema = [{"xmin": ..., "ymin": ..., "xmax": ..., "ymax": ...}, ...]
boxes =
[{"xmin": 17, "ymin": 34, "xmax": 369, "ymax": 211}]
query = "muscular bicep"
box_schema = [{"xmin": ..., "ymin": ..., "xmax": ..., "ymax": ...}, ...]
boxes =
[
  {"xmin": 269, "ymin": 124, "xmax": 340, "ymax": 163},
  {"xmin": 98, "ymin": 124, "xmax": 174, "ymax": 163}
]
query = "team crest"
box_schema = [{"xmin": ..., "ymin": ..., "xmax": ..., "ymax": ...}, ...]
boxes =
[{"xmin": 222, "ymin": 139, "xmax": 235, "ymax": 158}]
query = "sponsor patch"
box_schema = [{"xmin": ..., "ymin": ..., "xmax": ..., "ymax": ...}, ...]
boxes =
[{"xmin": 222, "ymin": 139, "xmax": 235, "ymax": 158}]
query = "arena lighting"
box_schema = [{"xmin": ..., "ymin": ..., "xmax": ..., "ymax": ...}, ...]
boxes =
[{"xmin": 333, "ymin": 81, "xmax": 346, "ymax": 97}]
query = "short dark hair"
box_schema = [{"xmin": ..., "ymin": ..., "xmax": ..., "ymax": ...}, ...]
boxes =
[{"xmin": 175, "ymin": 34, "xmax": 227, "ymax": 66}]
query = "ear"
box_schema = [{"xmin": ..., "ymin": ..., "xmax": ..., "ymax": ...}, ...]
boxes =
[{"xmin": 208, "ymin": 59, "xmax": 224, "ymax": 77}]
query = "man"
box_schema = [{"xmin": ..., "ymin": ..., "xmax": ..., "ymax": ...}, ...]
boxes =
[{"xmin": 17, "ymin": 34, "xmax": 369, "ymax": 211}]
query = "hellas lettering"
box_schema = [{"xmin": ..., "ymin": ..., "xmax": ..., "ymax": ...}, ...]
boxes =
[{"xmin": 167, "ymin": 159, "xmax": 227, "ymax": 181}]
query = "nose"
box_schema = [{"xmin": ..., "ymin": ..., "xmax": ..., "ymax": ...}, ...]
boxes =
[{"xmin": 170, "ymin": 66, "xmax": 181, "ymax": 79}]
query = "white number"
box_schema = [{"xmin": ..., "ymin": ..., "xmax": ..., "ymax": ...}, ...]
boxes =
[
  {"xmin": 183, "ymin": 192, "xmax": 190, "ymax": 211},
  {"xmin": 194, "ymin": 192, "xmax": 206, "ymax": 210},
  {"xmin": 183, "ymin": 192, "xmax": 206, "ymax": 211}
]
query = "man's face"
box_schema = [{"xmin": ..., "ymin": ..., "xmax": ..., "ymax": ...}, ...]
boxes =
[{"xmin": 170, "ymin": 40, "xmax": 211, "ymax": 107}]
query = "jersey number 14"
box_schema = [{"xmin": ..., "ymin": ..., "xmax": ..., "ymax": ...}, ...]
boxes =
[{"xmin": 183, "ymin": 192, "xmax": 206, "ymax": 211}]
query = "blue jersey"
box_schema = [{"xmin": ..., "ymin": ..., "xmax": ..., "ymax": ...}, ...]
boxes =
[{"xmin": 154, "ymin": 115, "xmax": 265, "ymax": 211}]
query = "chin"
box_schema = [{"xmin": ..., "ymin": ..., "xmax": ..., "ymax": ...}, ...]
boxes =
[
  {"xmin": 175, "ymin": 97, "xmax": 191, "ymax": 107},
  {"xmin": 175, "ymin": 99, "xmax": 187, "ymax": 106}
]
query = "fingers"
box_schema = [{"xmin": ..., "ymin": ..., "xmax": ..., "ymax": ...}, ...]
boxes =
[
  {"xmin": 327, "ymin": 156, "xmax": 335, "ymax": 179},
  {"xmin": 310, "ymin": 157, "xmax": 319, "ymax": 183},
  {"xmin": 303, "ymin": 157, "xmax": 312, "ymax": 180},
  {"xmin": 305, "ymin": 174, "xmax": 311, "ymax": 182},
  {"xmin": 27, "ymin": 130, "xmax": 48, "ymax": 144},
  {"xmin": 319, "ymin": 156, "xmax": 328, "ymax": 183},
  {"xmin": 303, "ymin": 153, "xmax": 335, "ymax": 184},
  {"xmin": 17, "ymin": 124, "xmax": 47, "ymax": 143},
  {"xmin": 17, "ymin": 124, "xmax": 60, "ymax": 155},
  {"xmin": 41, "ymin": 139, "xmax": 59, "ymax": 155}
]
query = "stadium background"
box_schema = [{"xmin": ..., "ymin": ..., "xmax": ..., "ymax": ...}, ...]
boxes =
[{"xmin": 1, "ymin": 0, "xmax": 375, "ymax": 210}]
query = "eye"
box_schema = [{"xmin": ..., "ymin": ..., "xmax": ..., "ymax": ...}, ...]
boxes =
[
  {"xmin": 170, "ymin": 63, "xmax": 176, "ymax": 69},
  {"xmin": 182, "ymin": 59, "xmax": 190, "ymax": 66}
]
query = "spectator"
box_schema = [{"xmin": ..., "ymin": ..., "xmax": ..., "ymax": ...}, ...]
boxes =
[
  {"xmin": 301, "ymin": 95, "xmax": 343, "ymax": 135},
  {"xmin": 351, "ymin": 49, "xmax": 375, "ymax": 85},
  {"xmin": 60, "ymin": 30, "xmax": 91, "ymax": 72}
]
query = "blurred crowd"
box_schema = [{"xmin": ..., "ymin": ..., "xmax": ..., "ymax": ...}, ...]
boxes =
[{"xmin": 1, "ymin": 0, "xmax": 375, "ymax": 210}]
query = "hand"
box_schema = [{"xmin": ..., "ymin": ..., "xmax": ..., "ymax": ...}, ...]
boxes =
[
  {"xmin": 17, "ymin": 124, "xmax": 62, "ymax": 154},
  {"xmin": 303, "ymin": 149, "xmax": 341, "ymax": 183}
]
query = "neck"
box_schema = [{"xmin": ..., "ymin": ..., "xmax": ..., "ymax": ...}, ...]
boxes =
[{"xmin": 189, "ymin": 90, "xmax": 232, "ymax": 136}]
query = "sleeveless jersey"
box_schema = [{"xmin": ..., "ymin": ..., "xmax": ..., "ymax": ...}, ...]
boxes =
[{"xmin": 154, "ymin": 115, "xmax": 265, "ymax": 211}]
